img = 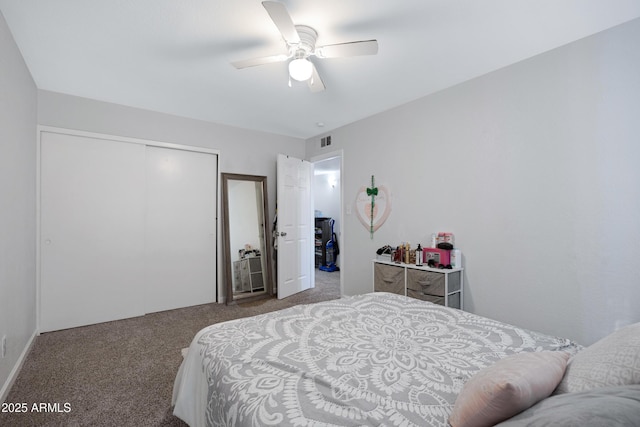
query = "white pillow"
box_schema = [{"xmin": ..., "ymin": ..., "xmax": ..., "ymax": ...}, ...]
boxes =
[{"xmin": 555, "ymin": 322, "xmax": 640, "ymax": 394}]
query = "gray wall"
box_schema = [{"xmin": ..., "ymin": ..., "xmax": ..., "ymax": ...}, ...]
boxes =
[
  {"xmin": 0, "ymin": 11, "xmax": 37, "ymax": 400},
  {"xmin": 306, "ymin": 18, "xmax": 640, "ymax": 346}
]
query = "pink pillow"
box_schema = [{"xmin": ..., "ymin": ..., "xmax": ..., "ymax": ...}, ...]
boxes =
[{"xmin": 448, "ymin": 351, "xmax": 570, "ymax": 427}]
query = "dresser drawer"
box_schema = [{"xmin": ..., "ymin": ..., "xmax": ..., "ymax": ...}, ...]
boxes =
[
  {"xmin": 406, "ymin": 269, "xmax": 445, "ymax": 296},
  {"xmin": 447, "ymin": 292, "xmax": 461, "ymax": 310},
  {"xmin": 374, "ymin": 263, "xmax": 404, "ymax": 295},
  {"xmin": 407, "ymin": 290, "xmax": 444, "ymax": 305}
]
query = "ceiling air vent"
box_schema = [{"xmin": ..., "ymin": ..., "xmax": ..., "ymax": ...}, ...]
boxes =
[{"xmin": 320, "ymin": 135, "xmax": 332, "ymax": 148}]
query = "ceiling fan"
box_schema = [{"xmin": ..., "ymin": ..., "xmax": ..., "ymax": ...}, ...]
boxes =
[{"xmin": 231, "ymin": 1, "xmax": 378, "ymax": 92}]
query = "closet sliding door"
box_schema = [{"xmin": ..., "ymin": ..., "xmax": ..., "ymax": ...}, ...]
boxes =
[
  {"xmin": 144, "ymin": 146, "xmax": 217, "ymax": 313},
  {"xmin": 40, "ymin": 132, "xmax": 147, "ymax": 332},
  {"xmin": 40, "ymin": 130, "xmax": 217, "ymax": 332}
]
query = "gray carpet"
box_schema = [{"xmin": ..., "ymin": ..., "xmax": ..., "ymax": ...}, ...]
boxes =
[{"xmin": 1, "ymin": 270, "xmax": 341, "ymax": 427}]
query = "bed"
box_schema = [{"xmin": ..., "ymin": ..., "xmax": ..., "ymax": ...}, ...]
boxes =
[{"xmin": 172, "ymin": 292, "xmax": 640, "ymax": 427}]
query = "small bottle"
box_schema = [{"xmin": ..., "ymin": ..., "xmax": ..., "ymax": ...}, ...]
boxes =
[
  {"xmin": 451, "ymin": 249, "xmax": 462, "ymax": 268},
  {"xmin": 415, "ymin": 244, "xmax": 423, "ymax": 266},
  {"xmin": 405, "ymin": 242, "xmax": 410, "ymax": 263},
  {"xmin": 430, "ymin": 233, "xmax": 437, "ymax": 248}
]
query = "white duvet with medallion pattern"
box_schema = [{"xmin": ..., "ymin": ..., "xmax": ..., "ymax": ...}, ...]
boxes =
[{"xmin": 172, "ymin": 293, "xmax": 580, "ymax": 427}]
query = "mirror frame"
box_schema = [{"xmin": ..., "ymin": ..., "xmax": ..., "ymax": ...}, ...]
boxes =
[{"xmin": 221, "ymin": 173, "xmax": 273, "ymax": 304}]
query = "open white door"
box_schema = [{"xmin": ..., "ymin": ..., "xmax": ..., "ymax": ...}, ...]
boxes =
[{"xmin": 277, "ymin": 154, "xmax": 314, "ymax": 299}]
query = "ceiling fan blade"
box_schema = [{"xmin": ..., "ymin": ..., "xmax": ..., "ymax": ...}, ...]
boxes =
[
  {"xmin": 231, "ymin": 54, "xmax": 289, "ymax": 69},
  {"xmin": 316, "ymin": 40, "xmax": 378, "ymax": 58},
  {"xmin": 262, "ymin": 1, "xmax": 300, "ymax": 45},
  {"xmin": 308, "ymin": 63, "xmax": 325, "ymax": 93}
]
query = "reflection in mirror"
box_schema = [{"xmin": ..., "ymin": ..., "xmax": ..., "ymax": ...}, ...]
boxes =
[{"xmin": 222, "ymin": 173, "xmax": 272, "ymax": 304}]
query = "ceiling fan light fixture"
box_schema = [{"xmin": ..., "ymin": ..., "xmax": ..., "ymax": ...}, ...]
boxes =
[
  {"xmin": 289, "ymin": 58, "xmax": 313, "ymax": 81},
  {"xmin": 232, "ymin": 2, "xmax": 377, "ymax": 92}
]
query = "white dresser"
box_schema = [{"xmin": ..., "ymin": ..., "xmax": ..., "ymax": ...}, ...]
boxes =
[
  {"xmin": 373, "ymin": 260, "xmax": 463, "ymax": 309},
  {"xmin": 233, "ymin": 256, "xmax": 264, "ymax": 293}
]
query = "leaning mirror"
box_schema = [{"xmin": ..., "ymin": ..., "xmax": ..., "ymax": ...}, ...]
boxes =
[{"xmin": 222, "ymin": 173, "xmax": 273, "ymax": 304}]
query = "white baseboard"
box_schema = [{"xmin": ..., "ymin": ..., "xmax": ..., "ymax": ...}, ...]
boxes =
[{"xmin": 0, "ymin": 330, "xmax": 37, "ymax": 403}]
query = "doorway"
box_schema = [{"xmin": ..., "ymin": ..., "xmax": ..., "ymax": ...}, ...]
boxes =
[{"xmin": 312, "ymin": 152, "xmax": 342, "ymax": 294}]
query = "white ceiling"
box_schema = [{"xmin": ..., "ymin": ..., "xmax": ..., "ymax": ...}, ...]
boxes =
[{"xmin": 2, "ymin": 1, "xmax": 640, "ymax": 139}]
